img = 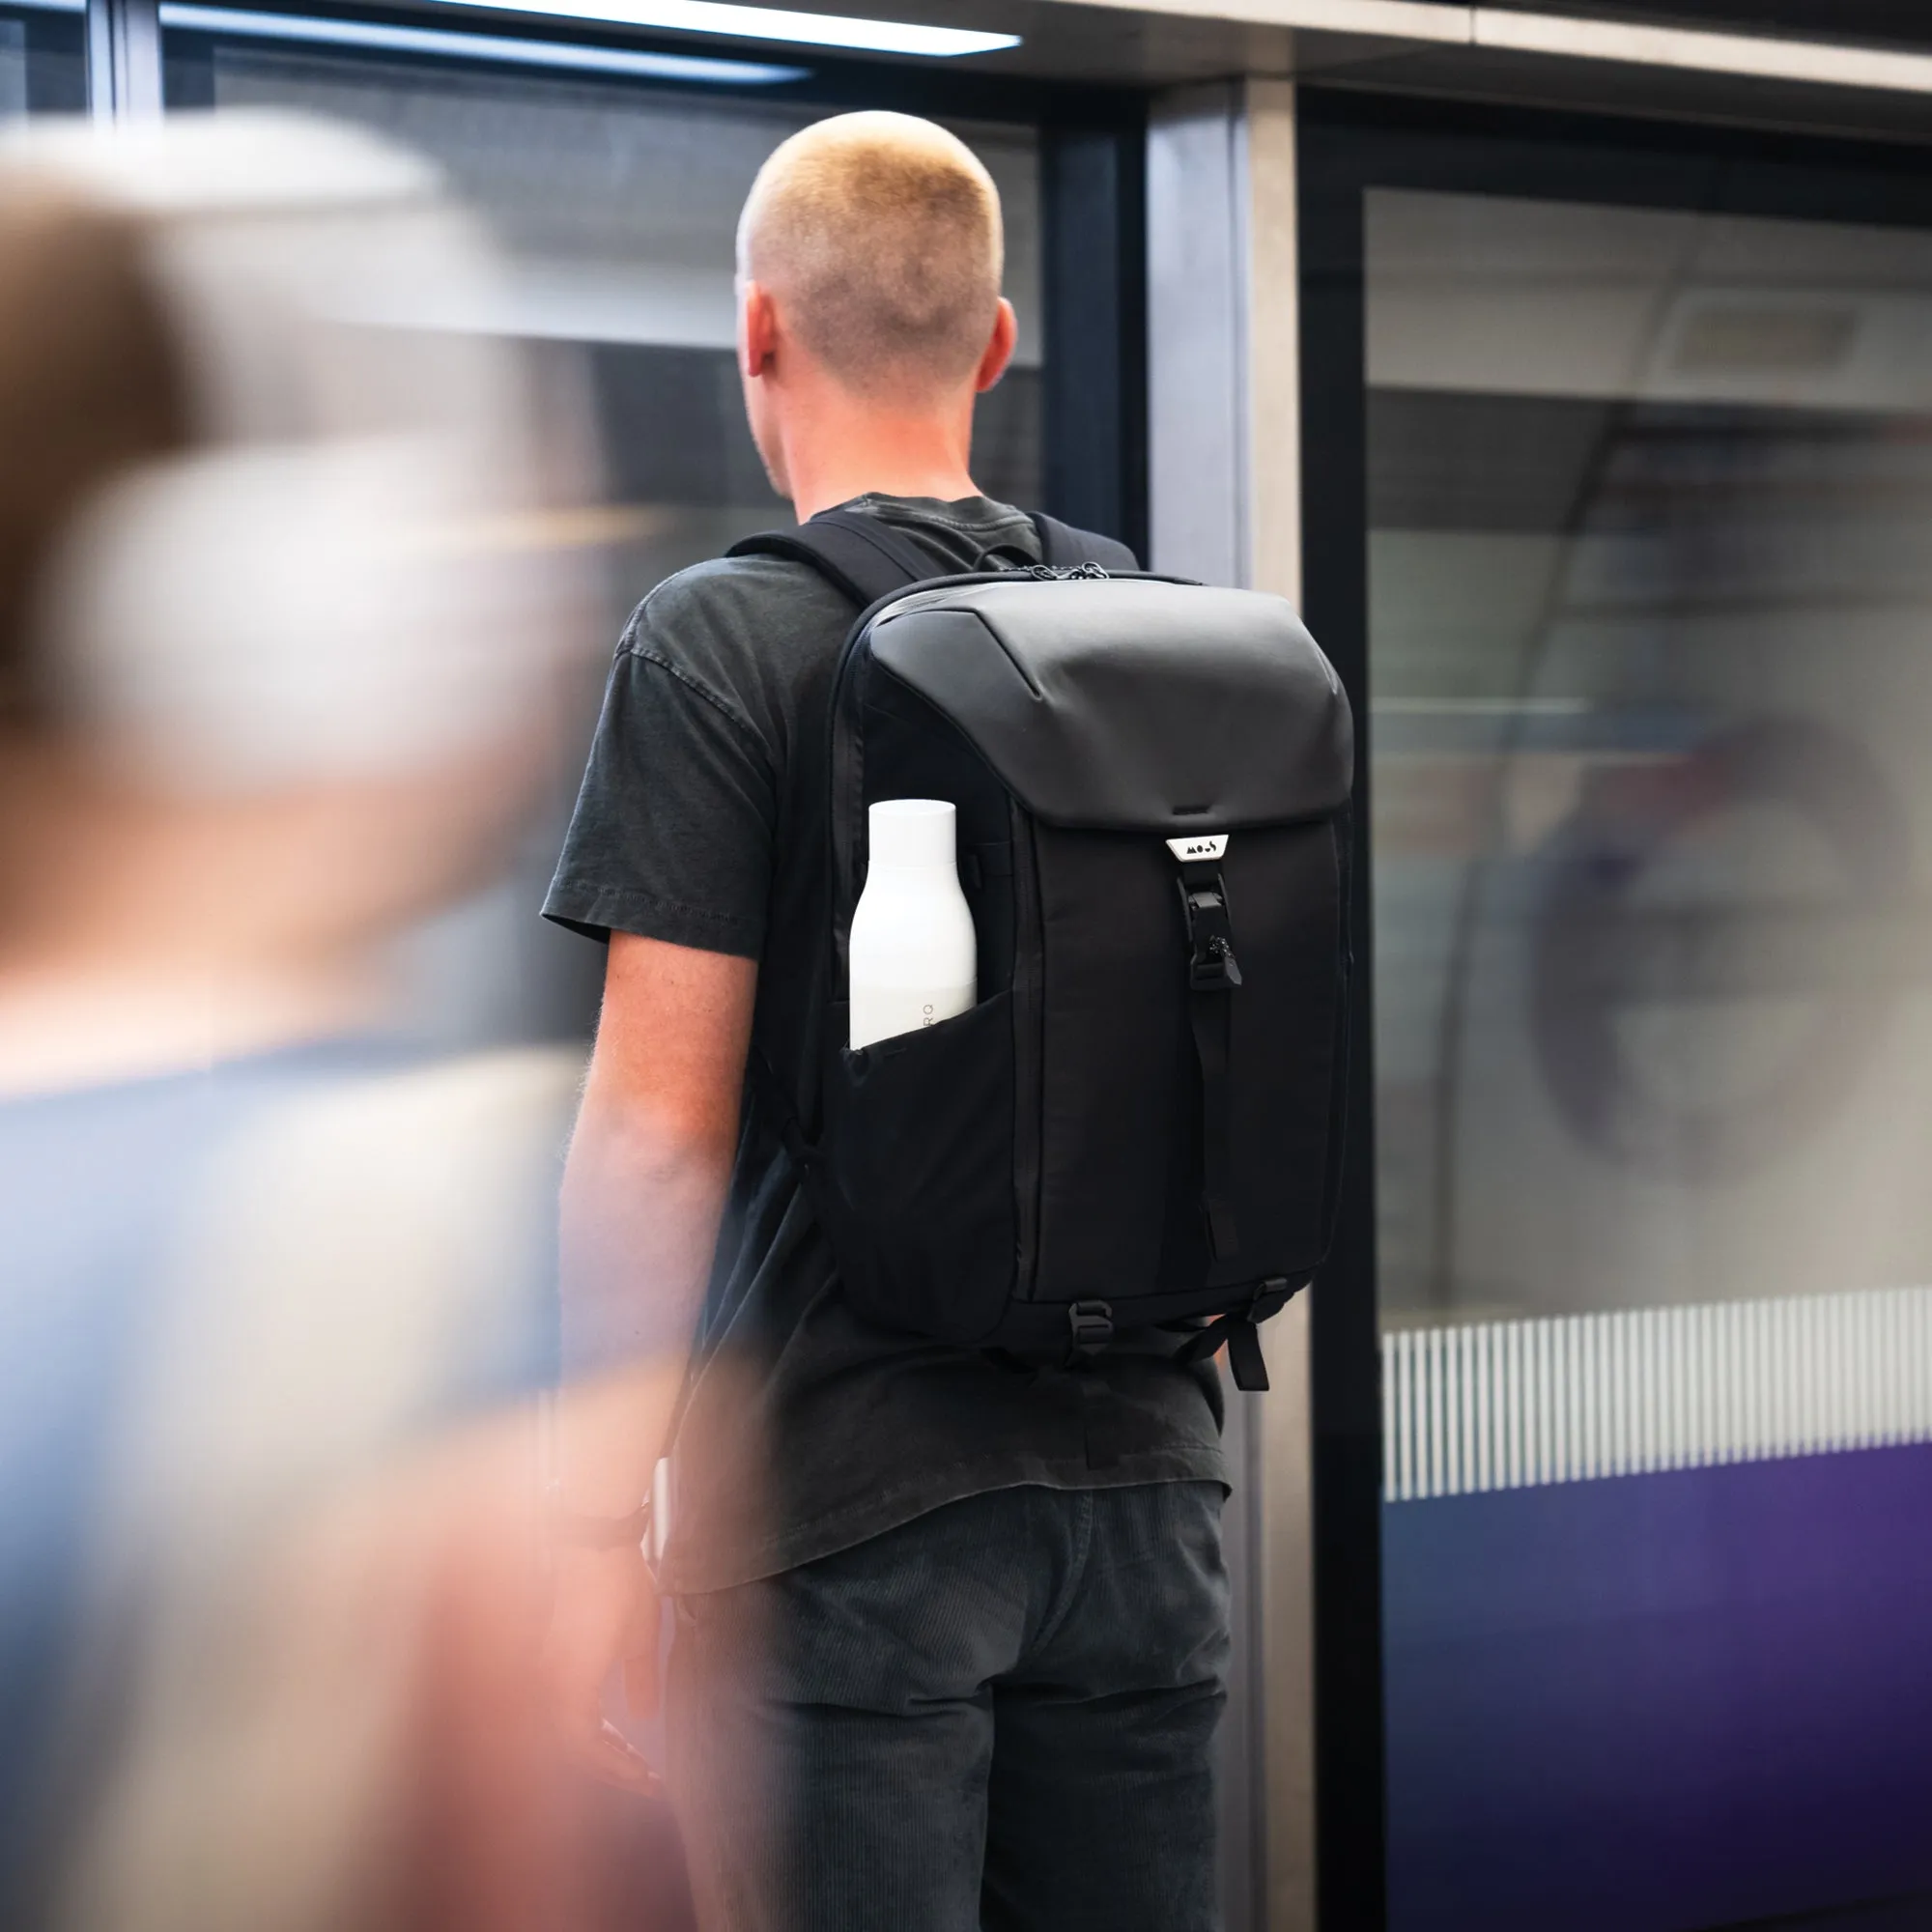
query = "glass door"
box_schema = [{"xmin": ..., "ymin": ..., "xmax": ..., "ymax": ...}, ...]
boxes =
[
  {"xmin": 0, "ymin": 0, "xmax": 84, "ymax": 116},
  {"xmin": 1302, "ymin": 98, "xmax": 1932, "ymax": 1932}
]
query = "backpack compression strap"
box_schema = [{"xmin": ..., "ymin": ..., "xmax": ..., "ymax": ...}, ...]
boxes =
[{"xmin": 1176, "ymin": 1277, "xmax": 1302, "ymax": 1392}]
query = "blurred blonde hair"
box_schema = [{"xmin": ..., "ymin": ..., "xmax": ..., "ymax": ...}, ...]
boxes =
[
  {"xmin": 737, "ymin": 110, "xmax": 1002, "ymax": 404},
  {"xmin": 0, "ymin": 185, "xmax": 188, "ymax": 732}
]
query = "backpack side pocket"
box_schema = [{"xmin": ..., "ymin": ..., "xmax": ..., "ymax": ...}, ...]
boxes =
[{"xmin": 815, "ymin": 991, "xmax": 1017, "ymax": 1344}]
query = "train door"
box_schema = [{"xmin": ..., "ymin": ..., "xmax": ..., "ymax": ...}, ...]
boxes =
[{"xmin": 1302, "ymin": 92, "xmax": 1932, "ymax": 1932}]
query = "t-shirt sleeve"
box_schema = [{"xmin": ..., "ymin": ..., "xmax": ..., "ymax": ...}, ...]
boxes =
[{"xmin": 542, "ymin": 623, "xmax": 777, "ymax": 960}]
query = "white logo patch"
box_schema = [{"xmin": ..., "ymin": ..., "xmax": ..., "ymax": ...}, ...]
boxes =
[{"xmin": 1165, "ymin": 833, "xmax": 1230, "ymax": 862}]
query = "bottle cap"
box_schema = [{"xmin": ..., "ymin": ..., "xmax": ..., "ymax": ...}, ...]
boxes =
[{"xmin": 868, "ymin": 798, "xmax": 956, "ymax": 869}]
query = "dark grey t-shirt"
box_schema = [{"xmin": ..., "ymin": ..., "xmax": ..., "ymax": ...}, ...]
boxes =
[{"xmin": 544, "ymin": 493, "xmax": 1226, "ymax": 1594}]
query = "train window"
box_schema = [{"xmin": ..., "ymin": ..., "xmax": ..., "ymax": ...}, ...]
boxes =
[
  {"xmin": 161, "ymin": 17, "xmax": 1042, "ymax": 617},
  {"xmin": 0, "ymin": 0, "xmax": 87, "ymax": 116}
]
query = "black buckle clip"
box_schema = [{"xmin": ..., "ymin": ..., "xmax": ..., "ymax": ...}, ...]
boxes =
[
  {"xmin": 1177, "ymin": 869, "xmax": 1243, "ymax": 991},
  {"xmin": 1253, "ymin": 1276, "xmax": 1294, "ymax": 1321},
  {"xmin": 1066, "ymin": 1299, "xmax": 1115, "ymax": 1364}
]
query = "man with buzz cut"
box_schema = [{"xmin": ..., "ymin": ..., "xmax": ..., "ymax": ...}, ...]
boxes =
[{"xmin": 542, "ymin": 112, "xmax": 1230, "ymax": 1931}]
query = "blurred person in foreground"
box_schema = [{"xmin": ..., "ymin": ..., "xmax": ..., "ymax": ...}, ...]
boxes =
[
  {"xmin": 546, "ymin": 113, "xmax": 1229, "ymax": 1930},
  {"xmin": 0, "ymin": 112, "xmax": 648, "ymax": 1932}
]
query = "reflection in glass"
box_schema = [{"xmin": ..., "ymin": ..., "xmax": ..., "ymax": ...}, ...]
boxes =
[
  {"xmin": 1370, "ymin": 188, "xmax": 1932, "ymax": 1932},
  {"xmin": 190, "ymin": 42, "xmax": 1040, "ymax": 611},
  {"xmin": 1, "ymin": 17, "xmax": 21, "ymax": 116},
  {"xmin": 1374, "ymin": 191, "xmax": 1932, "ymax": 1329},
  {"xmin": 0, "ymin": 4, "xmax": 87, "ymax": 117}
]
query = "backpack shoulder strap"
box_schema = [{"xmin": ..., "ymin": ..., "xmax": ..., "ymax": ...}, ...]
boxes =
[
  {"xmin": 1029, "ymin": 511, "xmax": 1140, "ymax": 574},
  {"xmin": 729, "ymin": 507, "xmax": 1141, "ymax": 604},
  {"xmin": 726, "ymin": 508, "xmax": 944, "ymax": 609}
]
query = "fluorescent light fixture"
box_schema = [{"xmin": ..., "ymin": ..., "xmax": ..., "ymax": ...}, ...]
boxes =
[
  {"xmin": 423, "ymin": 0, "xmax": 1018, "ymax": 59},
  {"xmin": 1472, "ymin": 6, "xmax": 1932, "ymax": 95},
  {"xmin": 4, "ymin": 0, "xmax": 85, "ymax": 13},
  {"xmin": 156, "ymin": 3, "xmax": 809, "ymax": 81}
]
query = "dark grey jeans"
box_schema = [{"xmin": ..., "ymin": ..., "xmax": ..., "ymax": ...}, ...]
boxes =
[{"xmin": 666, "ymin": 1481, "xmax": 1230, "ymax": 1932}]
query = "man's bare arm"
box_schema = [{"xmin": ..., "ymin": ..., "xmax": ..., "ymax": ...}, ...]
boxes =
[
  {"xmin": 546, "ymin": 930, "xmax": 756, "ymax": 1767},
  {"xmin": 558, "ymin": 929, "xmax": 755, "ymax": 1500}
]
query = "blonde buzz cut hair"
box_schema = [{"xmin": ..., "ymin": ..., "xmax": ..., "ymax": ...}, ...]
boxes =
[{"xmin": 738, "ymin": 111, "xmax": 1003, "ymax": 403}]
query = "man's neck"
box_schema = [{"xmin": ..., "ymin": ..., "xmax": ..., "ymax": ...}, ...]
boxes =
[{"xmin": 779, "ymin": 394, "xmax": 980, "ymax": 524}]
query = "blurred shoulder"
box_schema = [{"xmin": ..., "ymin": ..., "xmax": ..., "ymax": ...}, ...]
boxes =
[{"xmin": 167, "ymin": 1044, "xmax": 582, "ymax": 1419}]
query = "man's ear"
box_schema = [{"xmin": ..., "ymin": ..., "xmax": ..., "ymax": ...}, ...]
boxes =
[
  {"xmin": 738, "ymin": 279, "xmax": 780, "ymax": 383},
  {"xmin": 974, "ymin": 298, "xmax": 1018, "ymax": 394}
]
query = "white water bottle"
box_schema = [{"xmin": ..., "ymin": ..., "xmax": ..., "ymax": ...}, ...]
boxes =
[{"xmin": 849, "ymin": 799, "xmax": 977, "ymax": 1050}]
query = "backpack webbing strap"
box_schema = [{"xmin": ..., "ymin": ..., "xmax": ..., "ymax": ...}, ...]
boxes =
[
  {"xmin": 1177, "ymin": 857, "xmax": 1243, "ymax": 1261},
  {"xmin": 726, "ymin": 508, "xmax": 943, "ymax": 608},
  {"xmin": 1189, "ymin": 992, "xmax": 1240, "ymax": 1258},
  {"xmin": 1176, "ymin": 1278, "xmax": 1300, "ymax": 1392}
]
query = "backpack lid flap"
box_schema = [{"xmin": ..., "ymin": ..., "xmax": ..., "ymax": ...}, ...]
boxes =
[{"xmin": 867, "ymin": 579, "xmax": 1352, "ymax": 832}]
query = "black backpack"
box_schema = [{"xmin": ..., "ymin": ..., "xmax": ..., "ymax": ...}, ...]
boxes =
[{"xmin": 728, "ymin": 509, "xmax": 1352, "ymax": 1391}]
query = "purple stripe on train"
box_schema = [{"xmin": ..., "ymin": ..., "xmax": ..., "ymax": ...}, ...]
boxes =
[{"xmin": 1384, "ymin": 1444, "xmax": 1932, "ymax": 1930}]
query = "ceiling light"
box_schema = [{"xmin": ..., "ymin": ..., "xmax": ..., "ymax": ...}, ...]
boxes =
[
  {"xmin": 157, "ymin": 3, "xmax": 810, "ymax": 81},
  {"xmin": 425, "ymin": 0, "xmax": 1018, "ymax": 59}
]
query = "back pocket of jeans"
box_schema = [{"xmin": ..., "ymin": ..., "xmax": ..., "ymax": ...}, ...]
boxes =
[{"xmin": 815, "ymin": 990, "xmax": 1016, "ymax": 1346}]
